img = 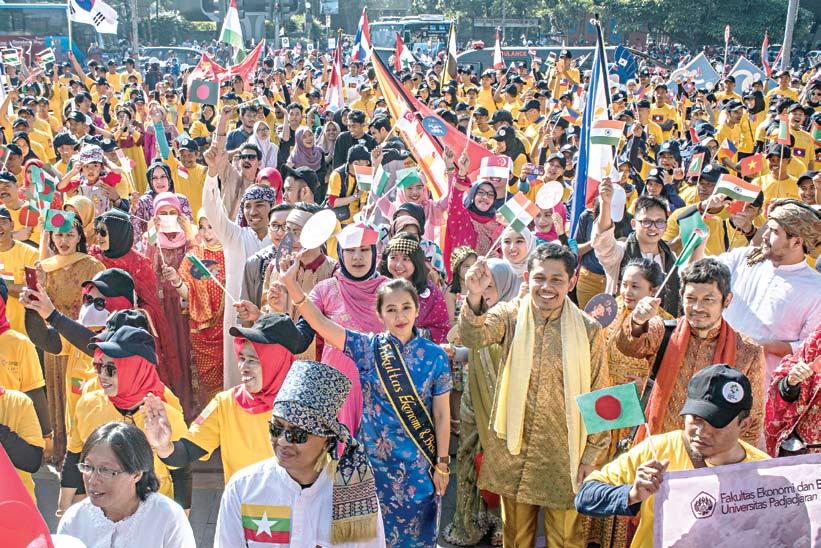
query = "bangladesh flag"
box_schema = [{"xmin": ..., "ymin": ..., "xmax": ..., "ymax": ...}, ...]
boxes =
[
  {"xmin": 187, "ymin": 254, "xmax": 214, "ymax": 279},
  {"xmin": 676, "ymin": 209, "xmax": 709, "ymax": 267},
  {"xmin": 189, "ymin": 79, "xmax": 219, "ymax": 106},
  {"xmin": 241, "ymin": 504, "xmax": 290, "ymax": 543},
  {"xmin": 686, "ymin": 152, "xmax": 704, "ymax": 178},
  {"xmin": 498, "ymin": 192, "xmax": 539, "ymax": 233},
  {"xmin": 43, "ymin": 209, "xmax": 75, "ymax": 233},
  {"xmin": 590, "ymin": 120, "xmax": 625, "ymax": 146},
  {"xmin": 576, "ymin": 383, "xmax": 645, "ymax": 434}
]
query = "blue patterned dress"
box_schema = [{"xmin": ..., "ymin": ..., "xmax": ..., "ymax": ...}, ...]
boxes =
[{"xmin": 344, "ymin": 330, "xmax": 452, "ymax": 548}]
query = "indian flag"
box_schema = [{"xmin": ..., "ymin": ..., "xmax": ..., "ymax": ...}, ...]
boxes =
[
  {"xmin": 576, "ymin": 383, "xmax": 645, "ymax": 434},
  {"xmin": 590, "ymin": 120, "xmax": 625, "ymax": 146},
  {"xmin": 0, "ymin": 263, "xmax": 13, "ymax": 283},
  {"xmin": 241, "ymin": 504, "xmax": 290, "ymax": 543},
  {"xmin": 776, "ymin": 114, "xmax": 791, "ymax": 146},
  {"xmin": 498, "ymin": 192, "xmax": 539, "ymax": 233},
  {"xmin": 714, "ymin": 174, "xmax": 761, "ymax": 203},
  {"xmin": 219, "ymin": 0, "xmax": 245, "ymax": 54},
  {"xmin": 352, "ymin": 165, "xmax": 374, "ymax": 192}
]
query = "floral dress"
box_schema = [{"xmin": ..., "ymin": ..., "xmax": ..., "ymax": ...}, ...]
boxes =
[{"xmin": 344, "ymin": 330, "xmax": 452, "ymax": 548}]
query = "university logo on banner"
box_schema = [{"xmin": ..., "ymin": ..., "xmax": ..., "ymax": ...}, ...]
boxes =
[
  {"xmin": 729, "ymin": 57, "xmax": 776, "ymax": 92},
  {"xmin": 654, "ymin": 454, "xmax": 821, "ymax": 546},
  {"xmin": 668, "ymin": 52, "xmax": 720, "ymax": 89}
]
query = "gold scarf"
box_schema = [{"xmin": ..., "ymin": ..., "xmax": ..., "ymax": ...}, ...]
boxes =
[
  {"xmin": 39, "ymin": 252, "xmax": 87, "ymax": 273},
  {"xmin": 492, "ymin": 295, "xmax": 591, "ymax": 491}
]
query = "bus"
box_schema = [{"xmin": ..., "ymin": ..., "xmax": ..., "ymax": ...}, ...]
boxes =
[
  {"xmin": 370, "ymin": 14, "xmax": 454, "ymax": 63},
  {"xmin": 0, "ymin": 3, "xmax": 113, "ymax": 65}
]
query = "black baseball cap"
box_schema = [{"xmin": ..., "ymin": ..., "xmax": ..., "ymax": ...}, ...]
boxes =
[
  {"xmin": 766, "ymin": 143, "xmax": 791, "ymax": 159},
  {"xmin": 229, "ymin": 313, "xmax": 302, "ymax": 354},
  {"xmin": 490, "ymin": 109, "xmax": 513, "ymax": 124},
  {"xmin": 89, "ymin": 325, "xmax": 157, "ymax": 364},
  {"xmin": 177, "ymin": 137, "xmax": 199, "ymax": 152},
  {"xmin": 82, "ymin": 268, "xmax": 135, "ymax": 301},
  {"xmin": 546, "ymin": 152, "xmax": 566, "ymax": 168},
  {"xmin": 679, "ymin": 364, "xmax": 753, "ymax": 428},
  {"xmin": 282, "ymin": 165, "xmax": 319, "ymax": 196},
  {"xmin": 522, "ymin": 99, "xmax": 541, "ymax": 112},
  {"xmin": 0, "ymin": 205, "xmax": 11, "ymax": 221}
]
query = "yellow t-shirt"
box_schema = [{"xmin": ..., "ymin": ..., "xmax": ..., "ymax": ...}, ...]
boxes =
[
  {"xmin": 477, "ymin": 87, "xmax": 498, "ymax": 114},
  {"xmin": 184, "ymin": 390, "xmax": 274, "ymax": 483},
  {"xmin": 663, "ymin": 208, "xmax": 749, "ymax": 256},
  {"xmin": 790, "ymin": 130, "xmax": 814, "ymax": 164},
  {"xmin": 0, "ymin": 388, "xmax": 44, "ymax": 500},
  {"xmin": 327, "ymin": 169, "xmax": 362, "ymax": 225},
  {"xmin": 754, "ymin": 173, "xmax": 800, "ymax": 210},
  {"xmin": 0, "ymin": 241, "xmax": 39, "ymax": 332},
  {"xmin": 649, "ymin": 104, "xmax": 679, "ymax": 140},
  {"xmin": 7, "ymin": 203, "xmax": 42, "ymax": 246},
  {"xmin": 585, "ymin": 430, "xmax": 768, "ymax": 548},
  {"xmin": 68, "ymin": 391, "xmax": 187, "ymax": 499},
  {"xmin": 738, "ymin": 113, "xmax": 763, "ymax": 155},
  {"xmin": 0, "ymin": 329, "xmax": 44, "ymax": 393},
  {"xmin": 642, "ymin": 121, "xmax": 664, "ymax": 147},
  {"xmin": 166, "ymin": 153, "xmax": 207, "ymax": 216}
]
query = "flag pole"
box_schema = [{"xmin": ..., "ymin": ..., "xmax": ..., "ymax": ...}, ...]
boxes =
[
  {"xmin": 643, "ymin": 423, "xmax": 659, "ymax": 460},
  {"xmin": 484, "ymin": 232, "xmax": 505, "ymax": 258},
  {"xmin": 66, "ymin": 0, "xmax": 73, "ymax": 57},
  {"xmin": 207, "ymin": 272, "xmax": 237, "ymax": 304},
  {"xmin": 653, "ymin": 264, "xmax": 678, "ymax": 299}
]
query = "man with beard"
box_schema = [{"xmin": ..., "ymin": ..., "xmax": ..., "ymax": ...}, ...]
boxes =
[
  {"xmin": 213, "ymin": 105, "xmax": 262, "ymax": 218},
  {"xmin": 693, "ymin": 199, "xmax": 821, "ymax": 398},
  {"xmin": 575, "ymin": 365, "xmax": 768, "ymax": 548}
]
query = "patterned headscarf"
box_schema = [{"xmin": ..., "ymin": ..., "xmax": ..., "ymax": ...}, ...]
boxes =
[
  {"xmin": 272, "ymin": 360, "xmax": 380, "ymax": 544},
  {"xmin": 747, "ymin": 199, "xmax": 821, "ymax": 264},
  {"xmin": 235, "ymin": 184, "xmax": 277, "ymax": 227}
]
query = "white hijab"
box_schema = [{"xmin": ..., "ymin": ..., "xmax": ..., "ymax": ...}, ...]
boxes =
[
  {"xmin": 248, "ymin": 120, "xmax": 279, "ymax": 169},
  {"xmin": 501, "ymin": 226, "xmax": 535, "ymax": 280}
]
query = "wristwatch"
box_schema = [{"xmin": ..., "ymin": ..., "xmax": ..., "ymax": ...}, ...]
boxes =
[{"xmin": 437, "ymin": 456, "xmax": 451, "ymax": 464}]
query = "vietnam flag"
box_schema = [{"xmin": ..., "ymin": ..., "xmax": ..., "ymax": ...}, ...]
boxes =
[
  {"xmin": 739, "ymin": 153, "xmax": 764, "ymax": 178},
  {"xmin": 241, "ymin": 504, "xmax": 291, "ymax": 543}
]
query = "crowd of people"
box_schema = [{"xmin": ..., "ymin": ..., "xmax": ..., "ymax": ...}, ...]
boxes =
[{"xmin": 0, "ymin": 28, "xmax": 820, "ymax": 548}]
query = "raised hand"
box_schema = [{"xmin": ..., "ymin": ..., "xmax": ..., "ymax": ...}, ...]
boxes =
[
  {"xmin": 141, "ymin": 393, "xmax": 174, "ymax": 457},
  {"xmin": 464, "ymin": 258, "xmax": 492, "ymax": 296},
  {"xmin": 631, "ymin": 296, "xmax": 661, "ymax": 326},
  {"xmin": 628, "ymin": 459, "xmax": 669, "ymax": 504}
]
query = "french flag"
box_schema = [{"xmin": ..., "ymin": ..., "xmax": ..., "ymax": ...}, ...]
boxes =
[{"xmin": 351, "ymin": 7, "xmax": 371, "ymax": 62}]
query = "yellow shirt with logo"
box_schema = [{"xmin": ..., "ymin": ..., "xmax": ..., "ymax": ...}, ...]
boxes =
[
  {"xmin": 68, "ymin": 391, "xmax": 187, "ymax": 499},
  {"xmin": 649, "ymin": 104, "xmax": 679, "ymax": 140},
  {"xmin": 0, "ymin": 389, "xmax": 44, "ymax": 500},
  {"xmin": 0, "ymin": 241, "xmax": 39, "ymax": 332},
  {"xmin": 585, "ymin": 430, "xmax": 768, "ymax": 548},
  {"xmin": 0, "ymin": 329, "xmax": 44, "ymax": 393},
  {"xmin": 183, "ymin": 390, "xmax": 274, "ymax": 483}
]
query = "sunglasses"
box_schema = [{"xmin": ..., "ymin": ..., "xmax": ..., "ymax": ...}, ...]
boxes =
[
  {"xmin": 93, "ymin": 361, "xmax": 117, "ymax": 377},
  {"xmin": 239, "ymin": 154, "xmax": 258, "ymax": 160},
  {"xmin": 83, "ymin": 294, "xmax": 107, "ymax": 311},
  {"xmin": 95, "ymin": 227, "xmax": 107, "ymax": 237},
  {"xmin": 268, "ymin": 421, "xmax": 310, "ymax": 444}
]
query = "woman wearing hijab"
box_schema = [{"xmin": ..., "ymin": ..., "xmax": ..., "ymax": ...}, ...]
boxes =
[
  {"xmin": 378, "ymin": 232, "xmax": 450, "ymax": 344},
  {"xmin": 288, "ymin": 126, "xmax": 326, "ymax": 182},
  {"xmin": 444, "ymin": 259, "xmax": 518, "ymax": 547},
  {"xmin": 490, "ymin": 126, "xmax": 528, "ymax": 181},
  {"xmin": 112, "ymin": 104, "xmax": 148, "ymax": 194},
  {"xmin": 57, "ymin": 326, "xmax": 189, "ymax": 517},
  {"xmin": 143, "ymin": 313, "xmax": 301, "ymax": 485},
  {"xmin": 131, "ymin": 161, "xmax": 193, "ymax": 244},
  {"xmin": 500, "ymin": 226, "xmax": 535, "ymax": 286},
  {"xmin": 316, "ymin": 120, "xmax": 341, "ymax": 174},
  {"xmin": 189, "ymin": 104, "xmax": 216, "ymax": 148},
  {"xmin": 165, "ymin": 209, "xmax": 226, "ymax": 404},
  {"xmin": 394, "ymin": 172, "xmax": 448, "ymax": 243},
  {"xmin": 443, "ymin": 156, "xmax": 504, "ymax": 279},
  {"xmin": 89, "ymin": 209, "xmax": 187, "ymax": 420},
  {"xmin": 143, "ymin": 192, "xmax": 195, "ymax": 418},
  {"xmin": 36, "ymin": 216, "xmax": 104, "ymax": 465},
  {"xmin": 247, "ymin": 121, "xmax": 279, "ymax": 170},
  {"xmin": 64, "ymin": 195, "xmax": 95, "ymax": 242},
  {"xmin": 255, "ymin": 167, "xmax": 283, "ymax": 205}
]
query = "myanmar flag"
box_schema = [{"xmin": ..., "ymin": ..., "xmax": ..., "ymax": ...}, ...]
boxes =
[
  {"xmin": 241, "ymin": 504, "xmax": 290, "ymax": 543},
  {"xmin": 576, "ymin": 383, "xmax": 645, "ymax": 434}
]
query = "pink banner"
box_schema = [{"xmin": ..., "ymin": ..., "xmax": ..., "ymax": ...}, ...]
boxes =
[{"xmin": 654, "ymin": 453, "xmax": 821, "ymax": 547}]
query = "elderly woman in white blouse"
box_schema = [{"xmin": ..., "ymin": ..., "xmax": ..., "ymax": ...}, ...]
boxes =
[{"xmin": 56, "ymin": 422, "xmax": 195, "ymax": 548}]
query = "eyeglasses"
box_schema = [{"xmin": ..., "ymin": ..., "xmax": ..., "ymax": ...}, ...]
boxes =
[
  {"xmin": 474, "ymin": 190, "xmax": 495, "ymax": 199},
  {"xmin": 77, "ymin": 462, "xmax": 122, "ymax": 479},
  {"xmin": 268, "ymin": 421, "xmax": 310, "ymax": 444},
  {"xmin": 239, "ymin": 154, "xmax": 258, "ymax": 161},
  {"xmin": 83, "ymin": 294, "xmax": 107, "ymax": 311},
  {"xmin": 636, "ymin": 219, "xmax": 668, "ymax": 229},
  {"xmin": 93, "ymin": 361, "xmax": 117, "ymax": 377},
  {"xmin": 95, "ymin": 228, "xmax": 107, "ymax": 238},
  {"xmin": 269, "ymin": 223, "xmax": 287, "ymax": 232}
]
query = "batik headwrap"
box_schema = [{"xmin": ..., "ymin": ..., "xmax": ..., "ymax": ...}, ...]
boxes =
[
  {"xmin": 235, "ymin": 184, "xmax": 276, "ymax": 227},
  {"xmin": 747, "ymin": 199, "xmax": 821, "ymax": 265}
]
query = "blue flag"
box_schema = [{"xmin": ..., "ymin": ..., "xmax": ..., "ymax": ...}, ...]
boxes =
[
  {"xmin": 729, "ymin": 56, "xmax": 776, "ymax": 92},
  {"xmin": 611, "ymin": 45, "xmax": 637, "ymax": 84}
]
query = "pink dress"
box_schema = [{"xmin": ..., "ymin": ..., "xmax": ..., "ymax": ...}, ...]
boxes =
[{"xmin": 309, "ymin": 273, "xmax": 387, "ymax": 436}]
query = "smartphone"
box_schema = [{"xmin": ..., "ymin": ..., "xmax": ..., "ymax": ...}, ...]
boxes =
[{"xmin": 24, "ymin": 266, "xmax": 39, "ymax": 300}]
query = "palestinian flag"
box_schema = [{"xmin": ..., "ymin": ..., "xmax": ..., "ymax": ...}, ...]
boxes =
[
  {"xmin": 241, "ymin": 504, "xmax": 290, "ymax": 543},
  {"xmin": 35, "ymin": 48, "xmax": 55, "ymax": 65},
  {"xmin": 576, "ymin": 383, "xmax": 645, "ymax": 435},
  {"xmin": 498, "ymin": 192, "xmax": 539, "ymax": 233},
  {"xmin": 1, "ymin": 49, "xmax": 20, "ymax": 66},
  {"xmin": 686, "ymin": 152, "xmax": 704, "ymax": 178},
  {"xmin": 590, "ymin": 120, "xmax": 625, "ymax": 146},
  {"xmin": 219, "ymin": 0, "xmax": 245, "ymax": 57},
  {"xmin": 776, "ymin": 114, "xmax": 791, "ymax": 146},
  {"xmin": 739, "ymin": 153, "xmax": 764, "ymax": 178},
  {"xmin": 714, "ymin": 174, "xmax": 761, "ymax": 203},
  {"xmin": 676, "ymin": 210, "xmax": 709, "ymax": 267}
]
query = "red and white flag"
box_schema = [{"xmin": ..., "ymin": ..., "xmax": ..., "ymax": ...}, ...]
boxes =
[
  {"xmin": 351, "ymin": 7, "xmax": 371, "ymax": 62},
  {"xmin": 761, "ymin": 31, "xmax": 771, "ymax": 77},
  {"xmin": 480, "ymin": 155, "xmax": 512, "ymax": 179},
  {"xmin": 493, "ymin": 28, "xmax": 504, "ymax": 70},
  {"xmin": 724, "ymin": 25, "xmax": 731, "ymax": 46},
  {"xmin": 324, "ymin": 39, "xmax": 344, "ymax": 112}
]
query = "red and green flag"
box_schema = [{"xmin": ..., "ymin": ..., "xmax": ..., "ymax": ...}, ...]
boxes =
[
  {"xmin": 43, "ymin": 209, "xmax": 76, "ymax": 233},
  {"xmin": 498, "ymin": 192, "xmax": 539, "ymax": 233},
  {"xmin": 70, "ymin": 377, "xmax": 84, "ymax": 395},
  {"xmin": 240, "ymin": 504, "xmax": 290, "ymax": 543},
  {"xmin": 189, "ymin": 79, "xmax": 219, "ymax": 106},
  {"xmin": 686, "ymin": 152, "xmax": 705, "ymax": 178},
  {"xmin": 739, "ymin": 153, "xmax": 764, "ymax": 178},
  {"xmin": 676, "ymin": 209, "xmax": 709, "ymax": 267},
  {"xmin": 576, "ymin": 383, "xmax": 645, "ymax": 434},
  {"xmin": 776, "ymin": 114, "xmax": 791, "ymax": 146},
  {"xmin": 812, "ymin": 120, "xmax": 821, "ymax": 147},
  {"xmin": 187, "ymin": 254, "xmax": 214, "ymax": 279}
]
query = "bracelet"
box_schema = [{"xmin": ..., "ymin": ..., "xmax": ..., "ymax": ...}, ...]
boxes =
[
  {"xmin": 434, "ymin": 464, "xmax": 450, "ymax": 476},
  {"xmin": 172, "ymin": 279, "xmax": 183, "ymax": 289},
  {"xmin": 292, "ymin": 294, "xmax": 307, "ymax": 307}
]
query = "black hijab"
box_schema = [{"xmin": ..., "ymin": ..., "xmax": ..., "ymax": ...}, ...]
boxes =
[
  {"xmin": 94, "ymin": 208, "xmax": 133, "ymax": 259},
  {"xmin": 393, "ymin": 202, "xmax": 426, "ymax": 230},
  {"xmin": 145, "ymin": 161, "xmax": 174, "ymax": 196}
]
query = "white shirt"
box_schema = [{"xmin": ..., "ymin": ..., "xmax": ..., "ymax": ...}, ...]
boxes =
[
  {"xmin": 215, "ymin": 458, "xmax": 385, "ymax": 548},
  {"xmin": 717, "ymin": 246, "xmax": 821, "ymax": 387},
  {"xmin": 343, "ymin": 74, "xmax": 364, "ymax": 102},
  {"xmin": 56, "ymin": 492, "xmax": 195, "ymax": 548},
  {"xmin": 203, "ymin": 174, "xmax": 272, "ymax": 388}
]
